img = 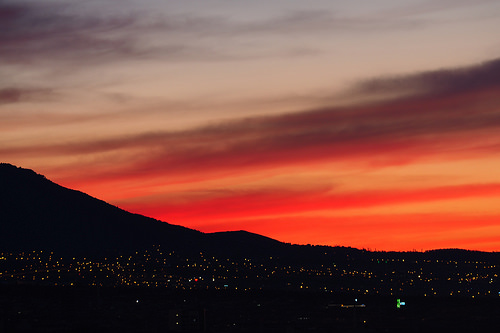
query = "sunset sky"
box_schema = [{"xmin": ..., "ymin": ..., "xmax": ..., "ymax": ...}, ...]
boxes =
[{"xmin": 2, "ymin": 0, "xmax": 500, "ymax": 251}]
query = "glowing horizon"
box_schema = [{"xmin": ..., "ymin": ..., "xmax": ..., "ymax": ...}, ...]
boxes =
[{"xmin": 2, "ymin": 0, "xmax": 500, "ymax": 251}]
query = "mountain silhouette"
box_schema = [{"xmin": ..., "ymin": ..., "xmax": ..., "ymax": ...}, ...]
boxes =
[
  {"xmin": 2, "ymin": 163, "xmax": 496, "ymax": 262},
  {"xmin": 0, "ymin": 163, "xmax": 283, "ymax": 257}
]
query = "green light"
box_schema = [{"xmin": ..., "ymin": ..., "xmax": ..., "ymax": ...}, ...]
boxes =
[{"xmin": 396, "ymin": 299, "xmax": 401, "ymax": 309}]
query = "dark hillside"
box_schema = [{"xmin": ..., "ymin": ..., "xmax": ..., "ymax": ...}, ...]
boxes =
[
  {"xmin": 0, "ymin": 163, "xmax": 291, "ymax": 259},
  {"xmin": 0, "ymin": 163, "xmax": 203, "ymax": 256}
]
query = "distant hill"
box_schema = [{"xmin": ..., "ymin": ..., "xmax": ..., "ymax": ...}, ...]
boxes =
[
  {"xmin": 0, "ymin": 163, "xmax": 283, "ymax": 257},
  {"xmin": 1, "ymin": 163, "xmax": 496, "ymax": 261}
]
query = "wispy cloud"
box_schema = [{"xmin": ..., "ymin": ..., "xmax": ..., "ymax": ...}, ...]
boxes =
[
  {"xmin": 6, "ymin": 58, "xmax": 500, "ymax": 185},
  {"xmin": 384, "ymin": 0, "xmax": 500, "ymax": 18},
  {"xmin": 0, "ymin": 1, "xmax": 427, "ymax": 68},
  {"xmin": 0, "ymin": 1, "xmax": 225, "ymax": 66},
  {"xmin": 199, "ymin": 10, "xmax": 424, "ymax": 36},
  {"xmin": 124, "ymin": 182, "xmax": 500, "ymax": 223},
  {"xmin": 0, "ymin": 2, "xmax": 134, "ymax": 63},
  {"xmin": 348, "ymin": 57, "xmax": 500, "ymax": 98},
  {"xmin": 0, "ymin": 87, "xmax": 56, "ymax": 104}
]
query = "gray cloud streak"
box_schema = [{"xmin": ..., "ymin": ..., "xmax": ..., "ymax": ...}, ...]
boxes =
[
  {"xmin": 0, "ymin": 87, "xmax": 56, "ymax": 104},
  {"xmin": 347, "ymin": 58, "xmax": 500, "ymax": 98},
  {"xmin": 0, "ymin": 1, "xmax": 426, "ymax": 67},
  {"xmin": 4, "ymin": 58, "xmax": 500, "ymax": 181}
]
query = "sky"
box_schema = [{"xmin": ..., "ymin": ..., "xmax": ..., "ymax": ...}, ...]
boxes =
[{"xmin": 2, "ymin": 0, "xmax": 500, "ymax": 251}]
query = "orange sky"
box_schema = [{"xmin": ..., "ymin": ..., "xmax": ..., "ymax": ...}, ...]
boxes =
[{"xmin": 2, "ymin": 0, "xmax": 500, "ymax": 251}]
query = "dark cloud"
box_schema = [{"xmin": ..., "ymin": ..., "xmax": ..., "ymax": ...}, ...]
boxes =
[
  {"xmin": 0, "ymin": 87, "xmax": 55, "ymax": 104},
  {"xmin": 349, "ymin": 58, "xmax": 500, "ymax": 98},
  {"xmin": 0, "ymin": 1, "xmax": 221, "ymax": 66},
  {"xmin": 0, "ymin": 3, "xmax": 151, "ymax": 64}
]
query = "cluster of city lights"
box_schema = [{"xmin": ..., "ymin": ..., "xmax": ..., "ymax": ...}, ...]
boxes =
[{"xmin": 1, "ymin": 248, "xmax": 498, "ymax": 297}]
